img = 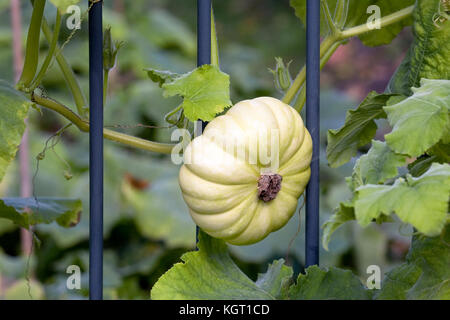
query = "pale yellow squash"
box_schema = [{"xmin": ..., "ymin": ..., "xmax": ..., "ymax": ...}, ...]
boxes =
[{"xmin": 179, "ymin": 97, "xmax": 312, "ymax": 245}]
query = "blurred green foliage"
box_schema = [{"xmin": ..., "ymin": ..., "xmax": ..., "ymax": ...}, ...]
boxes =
[{"xmin": 0, "ymin": 0, "xmax": 411, "ymax": 299}]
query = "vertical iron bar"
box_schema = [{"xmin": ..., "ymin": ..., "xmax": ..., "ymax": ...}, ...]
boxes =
[
  {"xmin": 305, "ymin": 0, "xmax": 320, "ymax": 267},
  {"xmin": 88, "ymin": 0, "xmax": 103, "ymax": 300},
  {"xmin": 197, "ymin": 0, "xmax": 211, "ymax": 67},
  {"xmin": 196, "ymin": 0, "xmax": 211, "ymax": 245}
]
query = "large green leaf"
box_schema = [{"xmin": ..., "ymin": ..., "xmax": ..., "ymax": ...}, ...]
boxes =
[
  {"xmin": 287, "ymin": 265, "xmax": 370, "ymax": 300},
  {"xmin": 152, "ymin": 231, "xmax": 369, "ymax": 300},
  {"xmin": 290, "ymin": 0, "xmax": 415, "ymax": 46},
  {"xmin": 49, "ymin": 0, "xmax": 80, "ymax": 12},
  {"xmin": 354, "ymin": 163, "xmax": 450, "ymax": 237},
  {"xmin": 408, "ymin": 154, "xmax": 442, "ymax": 177},
  {"xmin": 162, "ymin": 65, "xmax": 232, "ymax": 122},
  {"xmin": 322, "ymin": 201, "xmax": 355, "ymax": 251},
  {"xmin": 429, "ymin": 141, "xmax": 450, "ymax": 163},
  {"xmin": 350, "ymin": 140, "xmax": 406, "ymax": 190},
  {"xmin": 326, "ymin": 92, "xmax": 395, "ymax": 168},
  {"xmin": 356, "ymin": 1, "xmax": 415, "ymax": 47},
  {"xmin": 0, "ymin": 80, "xmax": 31, "ymax": 183},
  {"xmin": 151, "ymin": 230, "xmax": 290, "ymax": 300},
  {"xmin": 388, "ymin": 0, "xmax": 450, "ymax": 95},
  {"xmin": 377, "ymin": 225, "xmax": 450, "ymax": 299},
  {"xmin": 0, "ymin": 198, "xmax": 82, "ymax": 229},
  {"xmin": 384, "ymin": 79, "xmax": 450, "ymax": 157},
  {"xmin": 145, "ymin": 68, "xmax": 180, "ymax": 88}
]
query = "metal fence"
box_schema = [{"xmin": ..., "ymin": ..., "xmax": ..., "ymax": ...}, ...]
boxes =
[{"xmin": 87, "ymin": 0, "xmax": 320, "ymax": 300}]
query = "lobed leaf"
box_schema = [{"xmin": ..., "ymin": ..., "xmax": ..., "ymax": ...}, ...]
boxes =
[
  {"xmin": 350, "ymin": 140, "xmax": 406, "ymax": 190},
  {"xmin": 287, "ymin": 265, "xmax": 370, "ymax": 300},
  {"xmin": 152, "ymin": 231, "xmax": 371, "ymax": 300},
  {"xmin": 145, "ymin": 68, "xmax": 180, "ymax": 88},
  {"xmin": 0, "ymin": 80, "xmax": 32, "ymax": 183},
  {"xmin": 354, "ymin": 163, "xmax": 450, "ymax": 237},
  {"xmin": 162, "ymin": 65, "xmax": 232, "ymax": 122},
  {"xmin": 326, "ymin": 92, "xmax": 395, "ymax": 168},
  {"xmin": 376, "ymin": 225, "xmax": 450, "ymax": 299},
  {"xmin": 384, "ymin": 79, "xmax": 450, "ymax": 157},
  {"xmin": 290, "ymin": 0, "xmax": 415, "ymax": 46},
  {"xmin": 322, "ymin": 201, "xmax": 355, "ymax": 251},
  {"xmin": 151, "ymin": 230, "xmax": 287, "ymax": 300},
  {"xmin": 388, "ymin": 0, "xmax": 450, "ymax": 95}
]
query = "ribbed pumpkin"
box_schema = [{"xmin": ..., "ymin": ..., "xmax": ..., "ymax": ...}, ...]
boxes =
[{"xmin": 179, "ymin": 97, "xmax": 312, "ymax": 245}]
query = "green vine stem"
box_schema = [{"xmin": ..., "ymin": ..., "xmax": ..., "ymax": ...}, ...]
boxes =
[
  {"xmin": 293, "ymin": 40, "xmax": 343, "ymax": 112},
  {"xmin": 282, "ymin": 4, "xmax": 415, "ymax": 106},
  {"xmin": 282, "ymin": 35, "xmax": 337, "ymax": 105},
  {"xmin": 103, "ymin": 69, "xmax": 108, "ymax": 106},
  {"xmin": 41, "ymin": 19, "xmax": 88, "ymax": 118},
  {"xmin": 30, "ymin": 10, "xmax": 62, "ymax": 91},
  {"xmin": 164, "ymin": 104, "xmax": 183, "ymax": 124},
  {"xmin": 17, "ymin": 0, "xmax": 46, "ymax": 90},
  {"xmin": 321, "ymin": 0, "xmax": 339, "ymax": 34},
  {"xmin": 333, "ymin": 0, "xmax": 349, "ymax": 28},
  {"xmin": 211, "ymin": 8, "xmax": 220, "ymax": 67},
  {"xmin": 32, "ymin": 93, "xmax": 176, "ymax": 154},
  {"xmin": 340, "ymin": 5, "xmax": 415, "ymax": 39}
]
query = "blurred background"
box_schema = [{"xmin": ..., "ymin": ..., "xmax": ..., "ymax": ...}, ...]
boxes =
[{"xmin": 0, "ymin": 0, "xmax": 412, "ymax": 299}]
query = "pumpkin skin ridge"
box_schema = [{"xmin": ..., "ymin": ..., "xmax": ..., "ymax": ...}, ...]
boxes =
[
  {"xmin": 258, "ymin": 97, "xmax": 306, "ymax": 167},
  {"xmin": 191, "ymin": 192, "xmax": 258, "ymax": 237},
  {"xmin": 200, "ymin": 124, "xmax": 261, "ymax": 176},
  {"xmin": 179, "ymin": 165, "xmax": 253, "ymax": 199},
  {"xmin": 226, "ymin": 201, "xmax": 268, "ymax": 244},
  {"xmin": 224, "ymin": 201, "xmax": 270, "ymax": 245},
  {"xmin": 218, "ymin": 120, "xmax": 267, "ymax": 169},
  {"xmin": 278, "ymin": 130, "xmax": 312, "ymax": 176},
  {"xmin": 278, "ymin": 183, "xmax": 305, "ymax": 199},
  {"xmin": 254, "ymin": 97, "xmax": 293, "ymax": 160},
  {"xmin": 193, "ymin": 181, "xmax": 292, "ymax": 245},
  {"xmin": 182, "ymin": 191, "xmax": 253, "ymax": 214},
  {"xmin": 178, "ymin": 97, "xmax": 313, "ymax": 245},
  {"xmin": 282, "ymin": 169, "xmax": 311, "ymax": 196},
  {"xmin": 181, "ymin": 183, "xmax": 255, "ymax": 214},
  {"xmin": 188, "ymin": 173, "xmax": 296, "ymax": 242},
  {"xmin": 184, "ymin": 139, "xmax": 259, "ymax": 186},
  {"xmin": 226, "ymin": 188, "xmax": 299, "ymax": 245},
  {"xmin": 266, "ymin": 191, "xmax": 300, "ymax": 231},
  {"xmin": 185, "ymin": 118, "xmax": 261, "ymax": 185},
  {"xmin": 250, "ymin": 98, "xmax": 282, "ymax": 159},
  {"xmin": 251, "ymin": 99, "xmax": 284, "ymax": 170},
  {"xmin": 261, "ymin": 99, "xmax": 303, "ymax": 170},
  {"xmin": 222, "ymin": 177, "xmax": 306, "ymax": 244},
  {"xmin": 225, "ymin": 99, "xmax": 281, "ymax": 169},
  {"xmin": 279, "ymin": 106, "xmax": 307, "ymax": 167},
  {"xmin": 192, "ymin": 136, "xmax": 259, "ymax": 180}
]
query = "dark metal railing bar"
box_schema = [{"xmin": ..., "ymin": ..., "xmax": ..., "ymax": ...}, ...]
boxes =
[
  {"xmin": 196, "ymin": 0, "xmax": 211, "ymax": 246},
  {"xmin": 88, "ymin": 0, "xmax": 104, "ymax": 300},
  {"xmin": 305, "ymin": 0, "xmax": 320, "ymax": 268}
]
